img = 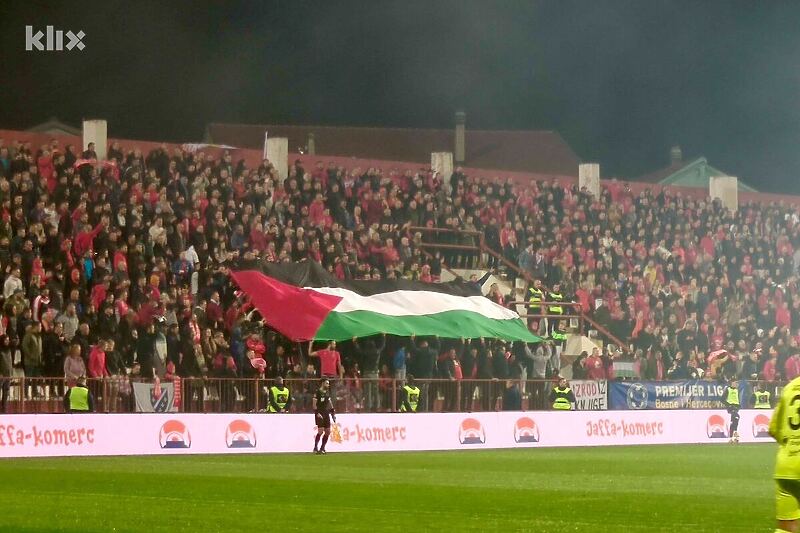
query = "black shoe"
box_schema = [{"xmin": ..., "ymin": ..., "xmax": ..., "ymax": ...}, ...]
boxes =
[
  {"xmin": 319, "ymin": 449, "xmax": 327, "ymax": 455},
  {"xmin": 313, "ymin": 448, "xmax": 319, "ymax": 454}
]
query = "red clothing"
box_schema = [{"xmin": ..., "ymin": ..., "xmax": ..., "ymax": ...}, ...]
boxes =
[
  {"xmin": 88, "ymin": 346, "xmax": 108, "ymax": 378},
  {"xmin": 585, "ymin": 355, "xmax": 605, "ymax": 380},
  {"xmin": 786, "ymin": 357, "xmax": 800, "ymax": 381},
  {"xmin": 316, "ymin": 349, "xmax": 341, "ymax": 377},
  {"xmin": 762, "ymin": 359, "xmax": 777, "ymax": 382},
  {"xmin": 224, "ymin": 305, "xmax": 242, "ymax": 332},
  {"xmin": 246, "ymin": 337, "xmax": 266, "ymax": 357},
  {"xmin": 115, "ymin": 299, "xmax": 129, "ymax": 319},
  {"xmin": 499, "ymin": 227, "xmax": 516, "ymax": 248},
  {"xmin": 91, "ymin": 284, "xmax": 107, "ymax": 311},
  {"xmin": 38, "ymin": 155, "xmax": 56, "ymax": 193},
  {"xmin": 364, "ymin": 199, "xmax": 384, "ymax": 225},
  {"xmin": 309, "ymin": 200, "xmax": 326, "ymax": 226},
  {"xmin": 206, "ymin": 300, "xmax": 223, "ymax": 324},
  {"xmin": 777, "ymin": 307, "xmax": 792, "ymax": 329},
  {"xmin": 137, "ymin": 302, "xmax": 158, "ymax": 326},
  {"xmin": 382, "ymin": 246, "xmax": 400, "ymax": 268},
  {"xmin": 249, "ymin": 228, "xmax": 268, "ymax": 252},
  {"xmin": 188, "ymin": 320, "xmax": 201, "ymax": 344},
  {"xmin": 700, "ymin": 235, "xmax": 715, "ymax": 256},
  {"xmin": 574, "ymin": 288, "xmax": 591, "ymax": 312},
  {"xmin": 605, "ymin": 361, "xmax": 616, "ymax": 381},
  {"xmin": 113, "ymin": 251, "xmax": 128, "ymax": 272},
  {"xmin": 74, "ymin": 223, "xmax": 103, "ymax": 257}
]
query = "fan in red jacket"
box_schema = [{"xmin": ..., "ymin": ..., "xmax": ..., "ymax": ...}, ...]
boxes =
[
  {"xmin": 88, "ymin": 342, "xmax": 109, "ymax": 378},
  {"xmin": 246, "ymin": 334, "xmax": 266, "ymax": 358}
]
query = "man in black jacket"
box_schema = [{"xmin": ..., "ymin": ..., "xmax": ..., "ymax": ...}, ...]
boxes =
[
  {"xmin": 353, "ymin": 333, "xmax": 385, "ymax": 412},
  {"xmin": 41, "ymin": 322, "xmax": 66, "ymax": 377},
  {"xmin": 410, "ymin": 334, "xmax": 438, "ymax": 412},
  {"xmin": 474, "ymin": 339, "xmax": 495, "ymax": 410},
  {"xmin": 503, "ymin": 380, "xmax": 522, "ymax": 411},
  {"xmin": 460, "ymin": 341, "xmax": 479, "ymax": 412},
  {"xmin": 438, "ymin": 339, "xmax": 465, "ymax": 412},
  {"xmin": 136, "ymin": 324, "xmax": 157, "ymax": 380},
  {"xmin": 177, "ymin": 323, "xmax": 204, "ymax": 412}
]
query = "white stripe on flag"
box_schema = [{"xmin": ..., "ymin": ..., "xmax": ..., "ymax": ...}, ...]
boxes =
[{"xmin": 308, "ymin": 288, "xmax": 520, "ymax": 320}]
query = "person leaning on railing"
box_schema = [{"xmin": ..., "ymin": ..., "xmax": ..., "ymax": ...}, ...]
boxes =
[{"xmin": 63, "ymin": 344, "xmax": 86, "ymax": 386}]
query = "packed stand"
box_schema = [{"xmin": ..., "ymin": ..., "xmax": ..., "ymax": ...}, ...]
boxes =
[{"xmin": 0, "ymin": 136, "xmax": 796, "ymax": 414}]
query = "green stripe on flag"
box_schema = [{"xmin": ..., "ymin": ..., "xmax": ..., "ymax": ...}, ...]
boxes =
[{"xmin": 313, "ymin": 309, "xmax": 541, "ymax": 342}]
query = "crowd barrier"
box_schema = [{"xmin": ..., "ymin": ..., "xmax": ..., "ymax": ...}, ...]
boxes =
[
  {"xmin": 0, "ymin": 409, "xmax": 773, "ymax": 458},
  {"xmin": 0, "ymin": 377, "xmax": 592, "ymax": 414},
  {"xmin": 0, "ymin": 377, "xmax": 778, "ymax": 414}
]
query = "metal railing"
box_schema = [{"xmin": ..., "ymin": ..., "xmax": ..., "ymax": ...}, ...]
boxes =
[
  {"xmin": 0, "ymin": 377, "xmax": 780, "ymax": 414},
  {"xmin": 2, "ymin": 377, "xmax": 557, "ymax": 414}
]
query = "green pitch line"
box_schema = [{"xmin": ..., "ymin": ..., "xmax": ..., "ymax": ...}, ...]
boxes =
[{"xmin": 0, "ymin": 445, "xmax": 775, "ymax": 532}]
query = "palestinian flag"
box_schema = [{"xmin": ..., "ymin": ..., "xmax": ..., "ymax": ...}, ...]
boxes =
[{"xmin": 230, "ymin": 266, "xmax": 540, "ymax": 343}]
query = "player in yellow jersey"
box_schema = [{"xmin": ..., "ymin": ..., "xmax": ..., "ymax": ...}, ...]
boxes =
[{"xmin": 769, "ymin": 376, "xmax": 800, "ymax": 532}]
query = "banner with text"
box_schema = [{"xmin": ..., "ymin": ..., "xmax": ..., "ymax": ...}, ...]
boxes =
[
  {"xmin": 0, "ymin": 409, "xmax": 773, "ymax": 458},
  {"xmin": 569, "ymin": 380, "xmax": 607, "ymax": 410},
  {"xmin": 609, "ymin": 380, "xmax": 751, "ymax": 410}
]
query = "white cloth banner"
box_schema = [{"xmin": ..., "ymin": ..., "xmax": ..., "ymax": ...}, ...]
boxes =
[
  {"xmin": 0, "ymin": 409, "xmax": 773, "ymax": 458},
  {"xmin": 570, "ymin": 380, "xmax": 607, "ymax": 410}
]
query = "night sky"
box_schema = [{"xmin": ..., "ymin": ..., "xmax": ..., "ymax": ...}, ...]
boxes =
[{"xmin": 2, "ymin": 0, "xmax": 800, "ymax": 192}]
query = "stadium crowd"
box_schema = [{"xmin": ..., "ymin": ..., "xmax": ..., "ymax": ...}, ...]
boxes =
[{"xmin": 0, "ymin": 135, "xmax": 798, "ymax": 412}]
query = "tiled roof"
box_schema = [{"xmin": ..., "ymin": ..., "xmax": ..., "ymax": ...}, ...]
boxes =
[{"xmin": 205, "ymin": 123, "xmax": 580, "ymax": 176}]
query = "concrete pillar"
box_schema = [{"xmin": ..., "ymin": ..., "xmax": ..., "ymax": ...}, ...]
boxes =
[
  {"xmin": 709, "ymin": 176, "xmax": 738, "ymax": 212},
  {"xmin": 82, "ymin": 119, "xmax": 107, "ymax": 160},
  {"xmin": 431, "ymin": 152, "xmax": 454, "ymax": 187},
  {"xmin": 454, "ymin": 111, "xmax": 466, "ymax": 163},
  {"xmin": 578, "ymin": 163, "xmax": 601, "ymax": 198},
  {"xmin": 266, "ymin": 137, "xmax": 288, "ymax": 183},
  {"xmin": 670, "ymin": 145, "xmax": 683, "ymax": 165},
  {"xmin": 307, "ymin": 132, "xmax": 316, "ymax": 156}
]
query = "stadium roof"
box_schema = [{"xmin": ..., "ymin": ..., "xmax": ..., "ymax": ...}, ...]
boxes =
[
  {"xmin": 636, "ymin": 156, "xmax": 758, "ymax": 193},
  {"xmin": 26, "ymin": 117, "xmax": 82, "ymax": 137},
  {"xmin": 204, "ymin": 123, "xmax": 580, "ymax": 176}
]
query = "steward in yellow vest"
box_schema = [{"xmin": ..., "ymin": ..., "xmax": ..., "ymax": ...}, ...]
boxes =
[
  {"xmin": 401, "ymin": 375, "xmax": 421, "ymax": 412},
  {"xmin": 64, "ymin": 377, "xmax": 93, "ymax": 413},
  {"xmin": 547, "ymin": 283, "xmax": 564, "ymax": 315},
  {"xmin": 753, "ymin": 385, "xmax": 771, "ymax": 409},
  {"xmin": 268, "ymin": 377, "xmax": 293, "ymax": 413},
  {"xmin": 549, "ymin": 377, "xmax": 576, "ymax": 410},
  {"xmin": 724, "ymin": 379, "xmax": 741, "ymax": 443},
  {"xmin": 551, "ymin": 329, "xmax": 568, "ymax": 344},
  {"xmin": 528, "ymin": 280, "xmax": 545, "ymax": 314}
]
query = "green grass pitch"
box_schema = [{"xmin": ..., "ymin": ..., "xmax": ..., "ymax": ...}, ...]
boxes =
[{"xmin": 0, "ymin": 444, "xmax": 775, "ymax": 532}]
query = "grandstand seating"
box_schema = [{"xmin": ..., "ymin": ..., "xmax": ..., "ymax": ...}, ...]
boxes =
[{"xmin": 0, "ymin": 126, "xmax": 798, "ymax": 415}]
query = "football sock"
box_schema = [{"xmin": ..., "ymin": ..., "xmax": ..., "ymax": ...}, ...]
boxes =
[
  {"xmin": 314, "ymin": 434, "xmax": 321, "ymax": 450},
  {"xmin": 321, "ymin": 434, "xmax": 329, "ymax": 451}
]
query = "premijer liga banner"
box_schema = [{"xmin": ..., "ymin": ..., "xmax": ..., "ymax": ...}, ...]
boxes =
[{"xmin": 609, "ymin": 380, "xmax": 751, "ymax": 410}]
